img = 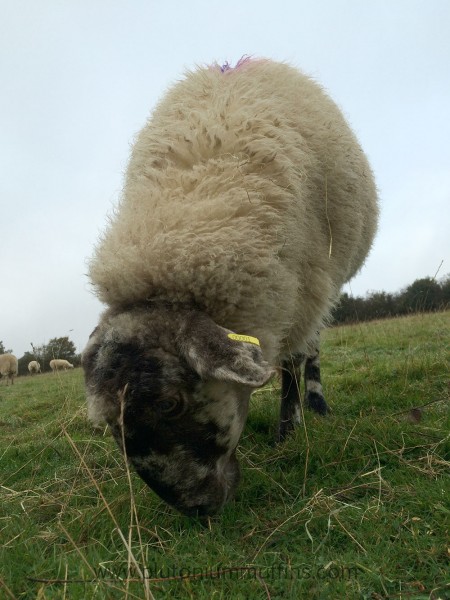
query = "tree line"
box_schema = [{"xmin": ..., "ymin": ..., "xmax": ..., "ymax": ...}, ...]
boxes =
[
  {"xmin": 332, "ymin": 276, "xmax": 450, "ymax": 324},
  {"xmin": 0, "ymin": 337, "xmax": 81, "ymax": 376}
]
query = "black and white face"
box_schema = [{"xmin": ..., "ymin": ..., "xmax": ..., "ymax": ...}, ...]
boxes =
[{"xmin": 82, "ymin": 307, "xmax": 274, "ymax": 517}]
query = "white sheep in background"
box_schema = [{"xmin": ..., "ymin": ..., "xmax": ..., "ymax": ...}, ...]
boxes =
[
  {"xmin": 0, "ymin": 353, "xmax": 19, "ymax": 385},
  {"xmin": 49, "ymin": 359, "xmax": 74, "ymax": 372},
  {"xmin": 82, "ymin": 58, "xmax": 379, "ymax": 516},
  {"xmin": 28, "ymin": 360, "xmax": 41, "ymax": 375}
]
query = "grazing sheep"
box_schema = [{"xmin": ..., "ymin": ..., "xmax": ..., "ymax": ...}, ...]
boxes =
[
  {"xmin": 0, "ymin": 353, "xmax": 19, "ymax": 385},
  {"xmin": 82, "ymin": 58, "xmax": 379, "ymax": 516},
  {"xmin": 28, "ymin": 360, "xmax": 41, "ymax": 375},
  {"xmin": 49, "ymin": 359, "xmax": 74, "ymax": 372}
]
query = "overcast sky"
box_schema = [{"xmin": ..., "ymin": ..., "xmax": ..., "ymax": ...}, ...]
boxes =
[{"xmin": 1, "ymin": 0, "xmax": 449, "ymax": 358}]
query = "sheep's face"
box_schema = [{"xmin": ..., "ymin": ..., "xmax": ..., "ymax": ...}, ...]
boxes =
[{"xmin": 82, "ymin": 307, "xmax": 274, "ymax": 517}]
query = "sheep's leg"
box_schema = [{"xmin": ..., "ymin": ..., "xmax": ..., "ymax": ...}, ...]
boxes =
[
  {"xmin": 304, "ymin": 347, "xmax": 328, "ymax": 415},
  {"xmin": 278, "ymin": 354, "xmax": 304, "ymax": 442},
  {"xmin": 278, "ymin": 345, "xmax": 328, "ymax": 441}
]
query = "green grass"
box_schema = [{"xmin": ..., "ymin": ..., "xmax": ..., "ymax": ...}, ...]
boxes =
[{"xmin": 1, "ymin": 312, "xmax": 449, "ymax": 599}]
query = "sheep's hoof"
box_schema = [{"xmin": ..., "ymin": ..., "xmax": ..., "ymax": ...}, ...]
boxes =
[
  {"xmin": 276, "ymin": 419, "xmax": 296, "ymax": 443},
  {"xmin": 305, "ymin": 392, "xmax": 328, "ymax": 415}
]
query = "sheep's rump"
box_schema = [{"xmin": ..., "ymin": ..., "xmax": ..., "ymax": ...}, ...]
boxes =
[
  {"xmin": 0, "ymin": 354, "xmax": 18, "ymax": 378},
  {"xmin": 89, "ymin": 59, "xmax": 378, "ymax": 360}
]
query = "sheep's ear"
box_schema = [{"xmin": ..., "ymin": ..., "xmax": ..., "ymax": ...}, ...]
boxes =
[{"xmin": 178, "ymin": 314, "xmax": 275, "ymax": 387}]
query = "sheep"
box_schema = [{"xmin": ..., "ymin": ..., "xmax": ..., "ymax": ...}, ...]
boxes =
[
  {"xmin": 49, "ymin": 359, "xmax": 74, "ymax": 372},
  {"xmin": 28, "ymin": 360, "xmax": 41, "ymax": 375},
  {"xmin": 82, "ymin": 58, "xmax": 379, "ymax": 517},
  {"xmin": 0, "ymin": 353, "xmax": 19, "ymax": 385}
]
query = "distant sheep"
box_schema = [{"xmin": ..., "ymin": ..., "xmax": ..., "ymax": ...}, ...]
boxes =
[
  {"xmin": 83, "ymin": 58, "xmax": 379, "ymax": 516},
  {"xmin": 0, "ymin": 353, "xmax": 19, "ymax": 385},
  {"xmin": 28, "ymin": 361, "xmax": 41, "ymax": 375},
  {"xmin": 49, "ymin": 359, "xmax": 74, "ymax": 372}
]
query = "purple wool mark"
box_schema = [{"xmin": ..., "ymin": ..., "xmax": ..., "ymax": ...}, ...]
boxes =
[{"xmin": 216, "ymin": 55, "xmax": 253, "ymax": 73}]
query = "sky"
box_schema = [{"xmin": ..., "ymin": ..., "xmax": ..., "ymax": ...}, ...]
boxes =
[{"xmin": 1, "ymin": 0, "xmax": 449, "ymax": 358}]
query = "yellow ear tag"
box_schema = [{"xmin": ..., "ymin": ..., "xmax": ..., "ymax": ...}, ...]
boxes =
[{"xmin": 227, "ymin": 333, "xmax": 260, "ymax": 346}]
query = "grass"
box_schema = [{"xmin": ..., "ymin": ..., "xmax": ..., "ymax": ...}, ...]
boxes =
[{"xmin": 1, "ymin": 311, "xmax": 449, "ymax": 600}]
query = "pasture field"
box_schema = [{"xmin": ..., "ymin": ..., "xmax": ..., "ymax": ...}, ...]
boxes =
[{"xmin": 1, "ymin": 312, "xmax": 449, "ymax": 599}]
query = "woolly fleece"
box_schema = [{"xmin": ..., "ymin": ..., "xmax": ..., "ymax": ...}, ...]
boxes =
[
  {"xmin": 0, "ymin": 353, "xmax": 18, "ymax": 381},
  {"xmin": 89, "ymin": 59, "xmax": 378, "ymax": 362}
]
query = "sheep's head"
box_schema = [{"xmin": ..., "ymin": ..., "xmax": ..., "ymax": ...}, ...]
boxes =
[{"xmin": 82, "ymin": 306, "xmax": 274, "ymax": 517}]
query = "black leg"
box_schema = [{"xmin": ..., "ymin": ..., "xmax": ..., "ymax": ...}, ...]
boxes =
[
  {"xmin": 278, "ymin": 354, "xmax": 304, "ymax": 442},
  {"xmin": 277, "ymin": 337, "xmax": 328, "ymax": 441},
  {"xmin": 304, "ymin": 347, "xmax": 328, "ymax": 415}
]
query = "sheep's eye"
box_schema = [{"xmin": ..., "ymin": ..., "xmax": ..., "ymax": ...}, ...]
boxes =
[
  {"xmin": 159, "ymin": 398, "xmax": 178, "ymax": 413},
  {"xmin": 158, "ymin": 394, "xmax": 186, "ymax": 418}
]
